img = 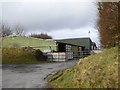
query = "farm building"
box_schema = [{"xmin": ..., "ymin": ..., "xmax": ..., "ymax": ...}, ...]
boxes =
[
  {"xmin": 55, "ymin": 37, "xmax": 97, "ymax": 51},
  {"xmin": 47, "ymin": 37, "xmax": 97, "ymax": 61},
  {"xmin": 2, "ymin": 36, "xmax": 97, "ymax": 61}
]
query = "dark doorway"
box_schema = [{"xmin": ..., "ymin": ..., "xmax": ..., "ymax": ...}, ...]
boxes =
[{"xmin": 57, "ymin": 43, "xmax": 66, "ymax": 52}]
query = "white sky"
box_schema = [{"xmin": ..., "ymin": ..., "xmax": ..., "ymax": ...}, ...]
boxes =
[{"xmin": 0, "ymin": 0, "xmax": 100, "ymax": 46}]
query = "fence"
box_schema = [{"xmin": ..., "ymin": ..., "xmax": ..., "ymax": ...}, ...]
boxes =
[
  {"xmin": 78, "ymin": 51, "xmax": 90, "ymax": 58},
  {"xmin": 47, "ymin": 51, "xmax": 90, "ymax": 61}
]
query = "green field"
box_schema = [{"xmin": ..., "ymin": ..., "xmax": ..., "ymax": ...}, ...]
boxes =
[
  {"xmin": 49, "ymin": 47, "xmax": 118, "ymax": 88},
  {"xmin": 1, "ymin": 36, "xmax": 57, "ymax": 51}
]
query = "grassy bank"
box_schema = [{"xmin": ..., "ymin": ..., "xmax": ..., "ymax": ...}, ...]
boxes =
[
  {"xmin": 1, "ymin": 36, "xmax": 57, "ymax": 51},
  {"xmin": 49, "ymin": 47, "xmax": 118, "ymax": 88},
  {"xmin": 2, "ymin": 48, "xmax": 47, "ymax": 64},
  {"xmin": 0, "ymin": 48, "xmax": 1, "ymax": 64}
]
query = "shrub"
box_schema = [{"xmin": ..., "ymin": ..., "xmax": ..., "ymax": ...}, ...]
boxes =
[
  {"xmin": 2, "ymin": 47, "xmax": 47, "ymax": 64},
  {"xmin": 30, "ymin": 33, "xmax": 52, "ymax": 39}
]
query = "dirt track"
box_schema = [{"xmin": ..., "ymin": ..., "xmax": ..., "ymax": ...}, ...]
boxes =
[{"xmin": 2, "ymin": 60, "xmax": 78, "ymax": 88}]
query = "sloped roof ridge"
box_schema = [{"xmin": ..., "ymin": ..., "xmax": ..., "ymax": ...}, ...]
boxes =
[{"xmin": 55, "ymin": 37, "xmax": 91, "ymax": 41}]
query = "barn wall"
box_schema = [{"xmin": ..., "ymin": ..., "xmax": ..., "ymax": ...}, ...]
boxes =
[{"xmin": 71, "ymin": 46, "xmax": 79, "ymax": 52}]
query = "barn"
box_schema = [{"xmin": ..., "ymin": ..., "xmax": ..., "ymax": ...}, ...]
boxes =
[
  {"xmin": 56, "ymin": 38, "xmax": 97, "ymax": 51},
  {"xmin": 47, "ymin": 37, "xmax": 97, "ymax": 61}
]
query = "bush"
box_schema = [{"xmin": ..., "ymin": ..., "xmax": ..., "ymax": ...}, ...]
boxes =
[
  {"xmin": 30, "ymin": 33, "xmax": 52, "ymax": 39},
  {"xmin": 2, "ymin": 47, "xmax": 47, "ymax": 64}
]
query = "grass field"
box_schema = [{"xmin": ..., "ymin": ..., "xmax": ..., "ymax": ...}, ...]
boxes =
[
  {"xmin": 1, "ymin": 36, "xmax": 57, "ymax": 51},
  {"xmin": 49, "ymin": 47, "xmax": 118, "ymax": 88}
]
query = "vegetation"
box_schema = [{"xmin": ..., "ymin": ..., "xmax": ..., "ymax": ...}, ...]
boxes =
[
  {"xmin": 0, "ymin": 24, "xmax": 13, "ymax": 37},
  {"xmin": 13, "ymin": 24, "xmax": 25, "ymax": 36},
  {"xmin": 2, "ymin": 48, "xmax": 35, "ymax": 64},
  {"xmin": 1, "ymin": 36, "xmax": 56, "ymax": 64},
  {"xmin": 30, "ymin": 33, "xmax": 52, "ymax": 39},
  {"xmin": 0, "ymin": 48, "xmax": 1, "ymax": 64},
  {"xmin": 49, "ymin": 47, "xmax": 118, "ymax": 88},
  {"xmin": 2, "ymin": 47, "xmax": 48, "ymax": 64},
  {"xmin": 98, "ymin": 2, "xmax": 119, "ymax": 48},
  {"xmin": 0, "ymin": 23, "xmax": 25, "ymax": 37},
  {"xmin": 1, "ymin": 36, "xmax": 56, "ymax": 51}
]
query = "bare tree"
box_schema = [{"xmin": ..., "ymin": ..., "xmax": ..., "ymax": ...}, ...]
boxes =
[
  {"xmin": 13, "ymin": 25, "xmax": 25, "ymax": 36},
  {"xmin": 1, "ymin": 23, "xmax": 12, "ymax": 37}
]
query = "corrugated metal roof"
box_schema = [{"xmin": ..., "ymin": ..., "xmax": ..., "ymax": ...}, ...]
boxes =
[{"xmin": 55, "ymin": 37, "xmax": 93, "ymax": 49}]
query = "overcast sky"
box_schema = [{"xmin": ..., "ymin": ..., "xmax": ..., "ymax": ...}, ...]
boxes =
[{"xmin": 0, "ymin": 0, "xmax": 100, "ymax": 46}]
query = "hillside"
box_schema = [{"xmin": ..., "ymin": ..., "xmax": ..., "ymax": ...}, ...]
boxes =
[
  {"xmin": 1, "ymin": 36, "xmax": 57, "ymax": 51},
  {"xmin": 49, "ymin": 47, "xmax": 118, "ymax": 88}
]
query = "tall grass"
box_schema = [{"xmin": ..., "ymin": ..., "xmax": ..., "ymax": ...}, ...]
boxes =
[
  {"xmin": 2, "ymin": 48, "xmax": 38, "ymax": 64},
  {"xmin": 49, "ymin": 47, "xmax": 118, "ymax": 88},
  {"xmin": 0, "ymin": 48, "xmax": 2, "ymax": 64}
]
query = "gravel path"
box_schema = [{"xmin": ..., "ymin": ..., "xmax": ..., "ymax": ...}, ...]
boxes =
[{"xmin": 2, "ymin": 60, "xmax": 78, "ymax": 88}]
